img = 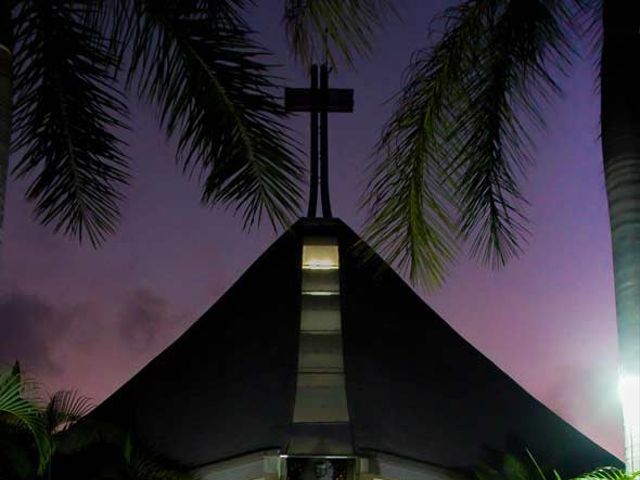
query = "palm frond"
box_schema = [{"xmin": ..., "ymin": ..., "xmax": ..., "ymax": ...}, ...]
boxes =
[
  {"xmin": 54, "ymin": 417, "xmax": 125, "ymax": 455},
  {"xmin": 366, "ymin": 0, "xmax": 578, "ymax": 286},
  {"xmin": 0, "ymin": 364, "xmax": 40, "ymax": 432},
  {"xmin": 449, "ymin": 0, "xmax": 576, "ymax": 267},
  {"xmin": 45, "ymin": 390, "xmax": 93, "ymax": 434},
  {"xmin": 123, "ymin": 0, "xmax": 303, "ymax": 230},
  {"xmin": 363, "ymin": 1, "xmax": 494, "ymax": 287},
  {"xmin": 10, "ymin": 0, "xmax": 129, "ymax": 247},
  {"xmin": 575, "ymin": 0, "xmax": 602, "ymax": 82},
  {"xmin": 0, "ymin": 364, "xmax": 50, "ymax": 473},
  {"xmin": 362, "ymin": 141, "xmax": 458, "ymax": 288},
  {"xmin": 574, "ymin": 468, "xmax": 640, "ymax": 480},
  {"xmin": 283, "ymin": 0, "xmax": 395, "ymax": 68}
]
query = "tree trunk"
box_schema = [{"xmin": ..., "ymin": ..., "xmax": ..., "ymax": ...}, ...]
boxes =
[
  {"xmin": 601, "ymin": 0, "xmax": 640, "ymax": 471},
  {"xmin": 0, "ymin": 0, "xmax": 12, "ymax": 258}
]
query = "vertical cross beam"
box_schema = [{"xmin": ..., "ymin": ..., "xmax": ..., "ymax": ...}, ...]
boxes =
[
  {"xmin": 308, "ymin": 65, "xmax": 319, "ymax": 218},
  {"xmin": 319, "ymin": 64, "xmax": 332, "ymax": 219}
]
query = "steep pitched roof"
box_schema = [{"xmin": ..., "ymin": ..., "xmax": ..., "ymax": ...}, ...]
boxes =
[
  {"xmin": 93, "ymin": 228, "xmax": 302, "ymax": 465},
  {"xmin": 92, "ymin": 218, "xmax": 621, "ymax": 475}
]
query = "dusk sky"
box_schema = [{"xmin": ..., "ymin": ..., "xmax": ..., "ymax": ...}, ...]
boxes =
[{"xmin": 0, "ymin": 0, "xmax": 623, "ymax": 459}]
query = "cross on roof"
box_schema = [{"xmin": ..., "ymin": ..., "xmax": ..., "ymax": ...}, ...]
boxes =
[{"xmin": 285, "ymin": 64, "xmax": 354, "ymax": 219}]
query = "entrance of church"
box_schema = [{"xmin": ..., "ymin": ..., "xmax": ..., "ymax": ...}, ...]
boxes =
[{"xmin": 286, "ymin": 457, "xmax": 355, "ymax": 480}]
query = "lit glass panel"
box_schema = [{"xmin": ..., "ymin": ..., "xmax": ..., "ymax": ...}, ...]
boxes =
[
  {"xmin": 302, "ymin": 269, "xmax": 339, "ymax": 293},
  {"xmin": 301, "ymin": 296, "xmax": 341, "ymax": 332},
  {"xmin": 294, "ymin": 235, "xmax": 349, "ymax": 426},
  {"xmin": 298, "ymin": 333, "xmax": 344, "ymax": 372},
  {"xmin": 302, "ymin": 240, "xmax": 339, "ymax": 270}
]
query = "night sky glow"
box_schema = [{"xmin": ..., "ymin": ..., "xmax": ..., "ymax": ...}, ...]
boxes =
[{"xmin": 0, "ymin": 0, "xmax": 623, "ymax": 458}]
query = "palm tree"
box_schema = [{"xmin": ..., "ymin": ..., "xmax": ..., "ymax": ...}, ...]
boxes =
[
  {"xmin": 40, "ymin": 390, "xmax": 93, "ymax": 479},
  {"xmin": 363, "ymin": 0, "xmax": 640, "ymax": 470},
  {"xmin": 0, "ymin": 363, "xmax": 192, "ymax": 479},
  {"xmin": 0, "ymin": 0, "xmax": 310, "ymax": 251},
  {"xmin": 0, "ymin": 363, "xmax": 50, "ymax": 476},
  {"xmin": 0, "ymin": 365, "xmax": 96, "ymax": 478},
  {"xmin": 0, "ymin": 0, "xmax": 397, "ymax": 252},
  {"xmin": 53, "ymin": 419, "xmax": 195, "ymax": 480}
]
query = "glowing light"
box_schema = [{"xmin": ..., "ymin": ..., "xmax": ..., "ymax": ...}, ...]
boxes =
[
  {"xmin": 303, "ymin": 264, "xmax": 339, "ymax": 270},
  {"xmin": 302, "ymin": 243, "xmax": 339, "ymax": 270},
  {"xmin": 302, "ymin": 291, "xmax": 339, "ymax": 296},
  {"xmin": 619, "ymin": 372, "xmax": 640, "ymax": 473}
]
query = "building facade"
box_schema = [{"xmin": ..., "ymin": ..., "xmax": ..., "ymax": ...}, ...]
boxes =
[{"xmin": 93, "ymin": 219, "xmax": 621, "ymax": 480}]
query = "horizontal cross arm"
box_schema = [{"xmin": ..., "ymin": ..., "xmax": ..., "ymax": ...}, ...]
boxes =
[{"xmin": 285, "ymin": 88, "xmax": 354, "ymax": 113}]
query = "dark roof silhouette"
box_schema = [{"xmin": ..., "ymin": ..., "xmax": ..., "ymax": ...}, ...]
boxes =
[{"xmin": 92, "ymin": 218, "xmax": 621, "ymax": 475}]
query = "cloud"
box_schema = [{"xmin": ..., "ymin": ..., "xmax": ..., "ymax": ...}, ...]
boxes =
[
  {"xmin": 118, "ymin": 288, "xmax": 173, "ymax": 351},
  {"xmin": 0, "ymin": 291, "xmax": 71, "ymax": 374},
  {"xmin": 0, "ymin": 287, "xmax": 184, "ymax": 401}
]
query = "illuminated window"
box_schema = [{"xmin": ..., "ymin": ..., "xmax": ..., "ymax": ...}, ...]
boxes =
[
  {"xmin": 301, "ymin": 295, "xmax": 340, "ymax": 332},
  {"xmin": 293, "ymin": 235, "xmax": 349, "ymax": 447},
  {"xmin": 302, "ymin": 238, "xmax": 339, "ymax": 270},
  {"xmin": 302, "ymin": 238, "xmax": 340, "ymax": 295}
]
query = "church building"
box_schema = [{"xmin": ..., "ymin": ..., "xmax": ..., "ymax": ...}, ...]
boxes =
[{"xmin": 92, "ymin": 64, "xmax": 621, "ymax": 480}]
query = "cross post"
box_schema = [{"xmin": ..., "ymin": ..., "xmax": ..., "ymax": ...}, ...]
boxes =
[{"xmin": 285, "ymin": 64, "xmax": 354, "ymax": 219}]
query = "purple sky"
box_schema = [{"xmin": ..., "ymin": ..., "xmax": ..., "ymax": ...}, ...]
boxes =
[{"xmin": 0, "ymin": 1, "xmax": 623, "ymax": 459}]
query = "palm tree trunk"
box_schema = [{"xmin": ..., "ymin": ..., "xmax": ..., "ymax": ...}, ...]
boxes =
[
  {"xmin": 601, "ymin": 0, "xmax": 640, "ymax": 471},
  {"xmin": 0, "ymin": 0, "xmax": 12, "ymax": 257}
]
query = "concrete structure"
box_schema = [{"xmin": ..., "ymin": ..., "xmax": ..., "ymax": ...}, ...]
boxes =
[{"xmin": 93, "ymin": 218, "xmax": 621, "ymax": 480}]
